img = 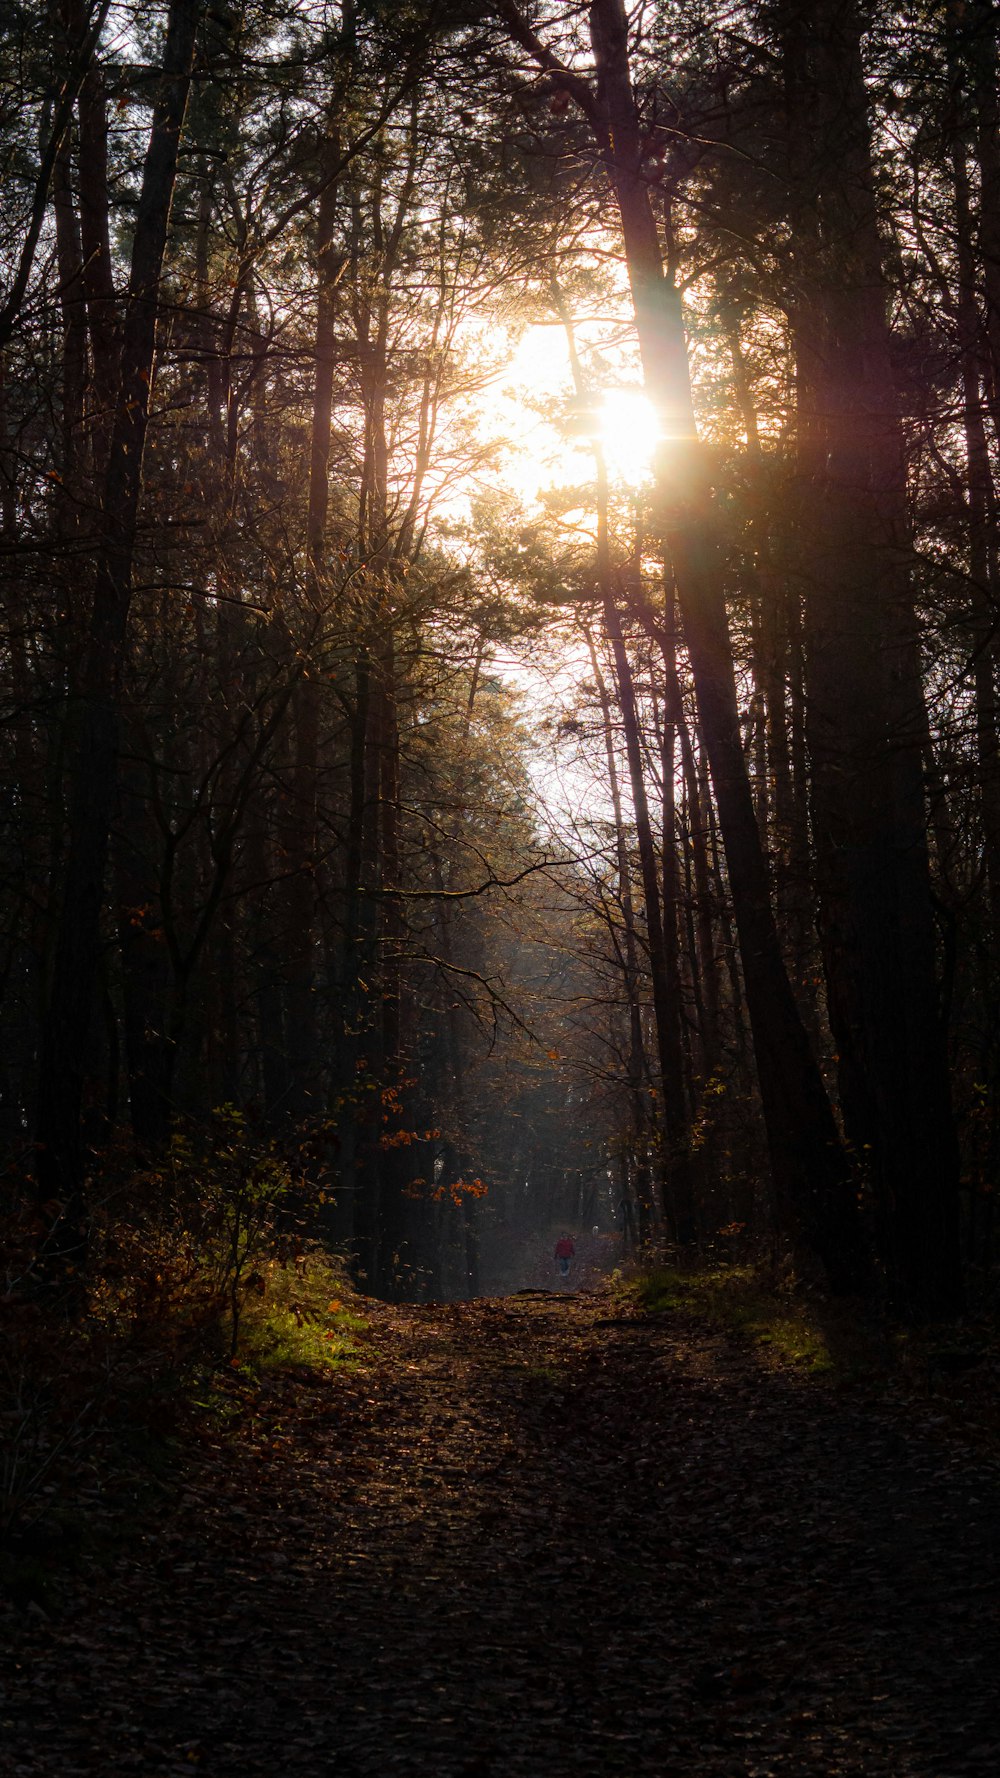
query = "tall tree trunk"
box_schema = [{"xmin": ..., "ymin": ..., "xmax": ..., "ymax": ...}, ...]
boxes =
[
  {"xmin": 585, "ymin": 625, "xmax": 656, "ymax": 1229},
  {"xmin": 948, "ymin": 27, "xmax": 1000, "ymax": 928},
  {"xmin": 601, "ymin": 561, "xmax": 693, "ymax": 1238},
  {"xmin": 76, "ymin": 41, "xmax": 119, "ymax": 462},
  {"xmin": 51, "ymin": 101, "xmax": 86, "ymax": 511},
  {"xmin": 724, "ymin": 310, "xmax": 799, "ymax": 937},
  {"xmin": 427, "ymin": 836, "xmax": 482, "ymax": 1299},
  {"xmin": 34, "ymin": 0, "xmax": 201, "ymax": 1244},
  {"xmin": 282, "ymin": 174, "xmax": 340, "ymax": 1121},
  {"xmin": 113, "ymin": 760, "xmax": 175, "ymax": 1148},
  {"xmin": 578, "ymin": 0, "xmax": 866, "ymax": 1288},
  {"xmin": 373, "ymin": 636, "xmax": 413, "ymax": 1293},
  {"xmin": 783, "ymin": 0, "xmax": 962, "ymax": 1317},
  {"xmin": 969, "ymin": 0, "xmax": 1000, "ymax": 432},
  {"xmin": 666, "ymin": 620, "xmax": 720, "ymax": 1076}
]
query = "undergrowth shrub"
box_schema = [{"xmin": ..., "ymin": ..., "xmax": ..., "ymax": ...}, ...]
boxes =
[
  {"xmin": 88, "ymin": 1106, "xmax": 302, "ymax": 1357},
  {"xmin": 1, "ymin": 1110, "xmax": 360, "ymax": 1556}
]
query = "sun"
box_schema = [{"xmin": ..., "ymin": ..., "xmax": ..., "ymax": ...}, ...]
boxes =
[
  {"xmin": 442, "ymin": 325, "xmax": 664, "ymax": 515},
  {"xmin": 597, "ymin": 388, "xmax": 661, "ymax": 486}
]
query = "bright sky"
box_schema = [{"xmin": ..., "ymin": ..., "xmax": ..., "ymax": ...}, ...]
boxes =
[
  {"xmin": 489, "ymin": 323, "xmax": 661, "ymax": 504},
  {"xmin": 452, "ymin": 320, "xmax": 662, "ymax": 841}
]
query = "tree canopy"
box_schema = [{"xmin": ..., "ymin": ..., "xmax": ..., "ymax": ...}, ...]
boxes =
[{"xmin": 2, "ymin": 0, "xmax": 1000, "ymax": 1317}]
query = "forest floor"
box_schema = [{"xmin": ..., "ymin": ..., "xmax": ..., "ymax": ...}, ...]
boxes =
[{"xmin": 2, "ymin": 1286, "xmax": 1000, "ymax": 1777}]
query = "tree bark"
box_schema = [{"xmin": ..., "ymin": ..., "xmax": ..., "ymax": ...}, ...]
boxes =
[
  {"xmin": 281, "ymin": 174, "xmax": 341, "ymax": 1122},
  {"xmin": 580, "ymin": 0, "xmax": 866, "ymax": 1289},
  {"xmin": 783, "ymin": 0, "xmax": 963, "ymax": 1317},
  {"xmin": 948, "ymin": 20, "xmax": 1000, "ymax": 928},
  {"xmin": 584, "ymin": 625, "xmax": 656, "ymax": 1221},
  {"xmin": 35, "ymin": 0, "xmax": 202, "ymax": 1240}
]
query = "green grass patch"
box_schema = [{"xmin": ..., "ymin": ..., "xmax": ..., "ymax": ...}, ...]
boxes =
[
  {"xmin": 230, "ymin": 1250, "xmax": 367, "ymax": 1375},
  {"xmin": 619, "ymin": 1263, "xmax": 843, "ymax": 1375},
  {"xmin": 616, "ymin": 1263, "xmax": 1000, "ymax": 1397}
]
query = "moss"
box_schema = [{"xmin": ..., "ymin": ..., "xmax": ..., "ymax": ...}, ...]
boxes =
[{"xmin": 623, "ymin": 1262, "xmax": 840, "ymax": 1376}]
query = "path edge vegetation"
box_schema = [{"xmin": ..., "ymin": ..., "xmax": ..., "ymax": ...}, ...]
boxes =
[
  {"xmin": 612, "ymin": 1249, "xmax": 1000, "ymax": 1424},
  {"xmin": 5, "ymin": 1209, "xmax": 999, "ymax": 1619},
  {"xmin": 1, "ymin": 1119, "xmax": 371, "ymax": 1611}
]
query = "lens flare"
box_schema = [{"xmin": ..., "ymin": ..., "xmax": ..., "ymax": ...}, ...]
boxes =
[{"xmin": 597, "ymin": 388, "xmax": 661, "ymax": 485}]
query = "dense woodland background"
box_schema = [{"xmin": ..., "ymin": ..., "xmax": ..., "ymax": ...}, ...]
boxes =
[{"xmin": 3, "ymin": 0, "xmax": 1000, "ymax": 1321}]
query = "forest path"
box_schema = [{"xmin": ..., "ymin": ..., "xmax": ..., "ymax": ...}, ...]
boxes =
[{"xmin": 3, "ymin": 1290, "xmax": 1000, "ymax": 1776}]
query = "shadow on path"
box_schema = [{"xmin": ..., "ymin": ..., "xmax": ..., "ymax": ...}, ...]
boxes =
[{"xmin": 3, "ymin": 1295, "xmax": 999, "ymax": 1775}]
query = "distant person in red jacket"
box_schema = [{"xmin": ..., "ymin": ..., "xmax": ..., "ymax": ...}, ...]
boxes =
[{"xmin": 554, "ymin": 1233, "xmax": 575, "ymax": 1281}]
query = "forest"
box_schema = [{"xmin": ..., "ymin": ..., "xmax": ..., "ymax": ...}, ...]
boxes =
[
  {"xmin": 3, "ymin": 0, "xmax": 999, "ymax": 1317},
  {"xmin": 5, "ymin": 3, "xmax": 1000, "ymax": 1773}
]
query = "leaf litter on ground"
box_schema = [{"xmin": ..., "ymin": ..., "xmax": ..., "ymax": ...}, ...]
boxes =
[{"xmin": 2, "ymin": 1287, "xmax": 1000, "ymax": 1775}]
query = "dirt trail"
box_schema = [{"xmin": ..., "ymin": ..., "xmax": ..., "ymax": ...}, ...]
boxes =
[{"xmin": 3, "ymin": 1293, "xmax": 999, "ymax": 1776}]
